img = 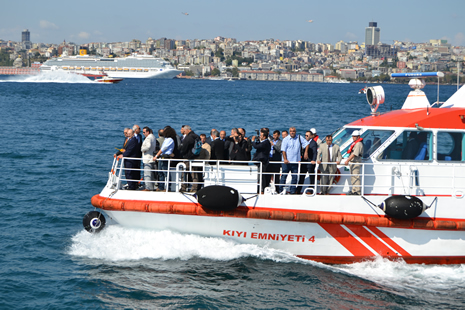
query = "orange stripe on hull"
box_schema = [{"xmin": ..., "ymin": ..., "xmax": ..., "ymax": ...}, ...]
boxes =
[
  {"xmin": 366, "ymin": 226, "xmax": 411, "ymax": 257},
  {"xmin": 91, "ymin": 194, "xmax": 465, "ymax": 231},
  {"xmin": 319, "ymin": 223, "xmax": 374, "ymax": 257},
  {"xmin": 345, "ymin": 225, "xmax": 410, "ymax": 257}
]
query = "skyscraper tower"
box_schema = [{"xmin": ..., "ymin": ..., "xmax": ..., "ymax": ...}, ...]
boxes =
[
  {"xmin": 22, "ymin": 29, "xmax": 30, "ymax": 42},
  {"xmin": 365, "ymin": 22, "xmax": 380, "ymax": 46}
]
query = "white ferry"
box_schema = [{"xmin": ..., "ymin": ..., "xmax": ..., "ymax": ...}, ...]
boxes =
[
  {"xmin": 87, "ymin": 72, "xmax": 465, "ymax": 264},
  {"xmin": 40, "ymin": 54, "xmax": 182, "ymax": 79}
]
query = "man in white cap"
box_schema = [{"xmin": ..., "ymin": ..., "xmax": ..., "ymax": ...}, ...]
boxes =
[
  {"xmin": 310, "ymin": 128, "xmax": 322, "ymax": 145},
  {"xmin": 344, "ymin": 130, "xmax": 364, "ymax": 195}
]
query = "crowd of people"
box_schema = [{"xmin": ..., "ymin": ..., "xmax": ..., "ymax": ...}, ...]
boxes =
[{"xmin": 116, "ymin": 124, "xmax": 364, "ymax": 195}]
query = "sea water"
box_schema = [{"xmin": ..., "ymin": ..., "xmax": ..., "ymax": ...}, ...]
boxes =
[{"xmin": 0, "ymin": 72, "xmax": 463, "ymax": 309}]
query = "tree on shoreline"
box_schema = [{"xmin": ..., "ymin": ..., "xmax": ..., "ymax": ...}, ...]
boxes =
[{"xmin": 0, "ymin": 51, "xmax": 14, "ymax": 66}]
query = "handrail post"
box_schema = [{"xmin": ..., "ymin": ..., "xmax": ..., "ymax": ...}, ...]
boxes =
[
  {"xmin": 361, "ymin": 162, "xmax": 365, "ymax": 196},
  {"xmin": 165, "ymin": 158, "xmax": 170, "ymax": 192},
  {"xmin": 314, "ymin": 163, "xmax": 319, "ymax": 194},
  {"xmin": 118, "ymin": 157, "xmax": 124, "ymax": 189},
  {"xmin": 175, "ymin": 162, "xmax": 186, "ymax": 192}
]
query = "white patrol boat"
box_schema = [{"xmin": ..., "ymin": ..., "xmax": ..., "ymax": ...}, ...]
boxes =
[{"xmin": 87, "ymin": 72, "xmax": 465, "ymax": 264}]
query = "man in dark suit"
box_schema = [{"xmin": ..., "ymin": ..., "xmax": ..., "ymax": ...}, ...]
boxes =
[
  {"xmin": 118, "ymin": 129, "xmax": 141, "ymax": 190},
  {"xmin": 179, "ymin": 125, "xmax": 200, "ymax": 192},
  {"xmin": 115, "ymin": 128, "xmax": 130, "ymax": 156},
  {"xmin": 297, "ymin": 130, "xmax": 318, "ymax": 194},
  {"xmin": 206, "ymin": 128, "xmax": 215, "ymax": 145},
  {"xmin": 209, "ymin": 129, "xmax": 225, "ymax": 163},
  {"xmin": 224, "ymin": 128, "xmax": 238, "ymax": 160},
  {"xmin": 252, "ymin": 128, "xmax": 272, "ymax": 192},
  {"xmin": 133, "ymin": 124, "xmax": 143, "ymax": 147}
]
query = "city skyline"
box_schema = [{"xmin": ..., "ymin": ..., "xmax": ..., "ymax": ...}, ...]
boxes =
[{"xmin": 2, "ymin": 0, "xmax": 465, "ymax": 46}]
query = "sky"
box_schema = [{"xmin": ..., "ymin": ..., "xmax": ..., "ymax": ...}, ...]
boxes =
[{"xmin": 2, "ymin": 0, "xmax": 465, "ymax": 46}]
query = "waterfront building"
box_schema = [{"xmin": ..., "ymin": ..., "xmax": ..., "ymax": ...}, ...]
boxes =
[{"xmin": 338, "ymin": 69, "xmax": 357, "ymax": 79}]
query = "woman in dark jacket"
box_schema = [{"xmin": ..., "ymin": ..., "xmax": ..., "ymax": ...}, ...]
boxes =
[{"xmin": 229, "ymin": 133, "xmax": 248, "ymax": 163}]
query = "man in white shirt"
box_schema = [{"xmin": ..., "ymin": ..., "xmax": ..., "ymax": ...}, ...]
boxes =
[
  {"xmin": 141, "ymin": 127, "xmax": 157, "ymax": 191},
  {"xmin": 279, "ymin": 127, "xmax": 308, "ymax": 194}
]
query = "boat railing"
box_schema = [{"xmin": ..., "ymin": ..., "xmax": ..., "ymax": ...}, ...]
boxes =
[{"xmin": 108, "ymin": 156, "xmax": 465, "ymax": 197}]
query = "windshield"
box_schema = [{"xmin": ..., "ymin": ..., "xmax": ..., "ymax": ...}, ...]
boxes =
[
  {"xmin": 342, "ymin": 129, "xmax": 395, "ymax": 159},
  {"xmin": 333, "ymin": 128, "xmax": 360, "ymax": 147}
]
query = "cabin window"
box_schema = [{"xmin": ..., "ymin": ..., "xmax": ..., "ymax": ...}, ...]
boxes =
[
  {"xmin": 437, "ymin": 131, "xmax": 464, "ymax": 162},
  {"xmin": 342, "ymin": 130, "xmax": 395, "ymax": 158},
  {"xmin": 380, "ymin": 130, "xmax": 432, "ymax": 161}
]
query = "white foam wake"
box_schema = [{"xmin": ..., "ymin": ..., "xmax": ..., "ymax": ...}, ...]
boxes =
[
  {"xmin": 0, "ymin": 71, "xmax": 94, "ymax": 83},
  {"xmin": 336, "ymin": 257, "xmax": 465, "ymax": 293},
  {"xmin": 68, "ymin": 226, "xmax": 305, "ymax": 263},
  {"xmin": 69, "ymin": 226, "xmax": 465, "ymax": 292}
]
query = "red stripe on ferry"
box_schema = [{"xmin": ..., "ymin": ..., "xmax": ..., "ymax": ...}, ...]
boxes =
[
  {"xmin": 367, "ymin": 226, "xmax": 411, "ymax": 257},
  {"xmin": 319, "ymin": 223, "xmax": 374, "ymax": 257},
  {"xmin": 345, "ymin": 225, "xmax": 399, "ymax": 257}
]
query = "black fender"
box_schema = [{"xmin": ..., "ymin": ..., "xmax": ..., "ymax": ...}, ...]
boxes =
[
  {"xmin": 196, "ymin": 185, "xmax": 243, "ymax": 211},
  {"xmin": 83, "ymin": 211, "xmax": 106, "ymax": 233},
  {"xmin": 379, "ymin": 195, "xmax": 426, "ymax": 219}
]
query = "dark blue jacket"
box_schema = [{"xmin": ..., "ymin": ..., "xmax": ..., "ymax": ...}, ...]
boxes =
[
  {"xmin": 123, "ymin": 137, "xmax": 141, "ymax": 163},
  {"xmin": 210, "ymin": 138, "xmax": 225, "ymax": 160},
  {"xmin": 180, "ymin": 131, "xmax": 199, "ymax": 159},
  {"xmin": 252, "ymin": 139, "xmax": 271, "ymax": 164},
  {"xmin": 306, "ymin": 139, "xmax": 318, "ymax": 162}
]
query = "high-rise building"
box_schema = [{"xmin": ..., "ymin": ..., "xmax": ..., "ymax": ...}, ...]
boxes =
[
  {"xmin": 365, "ymin": 22, "xmax": 380, "ymax": 46},
  {"xmin": 22, "ymin": 29, "xmax": 30, "ymax": 42}
]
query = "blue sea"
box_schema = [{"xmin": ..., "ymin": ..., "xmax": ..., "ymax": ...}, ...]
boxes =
[{"xmin": 1, "ymin": 72, "xmax": 464, "ymax": 309}]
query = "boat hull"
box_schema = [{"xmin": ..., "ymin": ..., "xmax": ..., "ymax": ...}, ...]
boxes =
[
  {"xmin": 92, "ymin": 192, "xmax": 465, "ymax": 265},
  {"xmin": 41, "ymin": 67, "xmax": 182, "ymax": 79}
]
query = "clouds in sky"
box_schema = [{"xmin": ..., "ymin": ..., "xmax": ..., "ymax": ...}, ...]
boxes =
[
  {"xmin": 78, "ymin": 32, "xmax": 90, "ymax": 39},
  {"xmin": 454, "ymin": 33, "xmax": 465, "ymax": 46},
  {"xmin": 344, "ymin": 32, "xmax": 358, "ymax": 41},
  {"xmin": 39, "ymin": 20, "xmax": 58, "ymax": 30}
]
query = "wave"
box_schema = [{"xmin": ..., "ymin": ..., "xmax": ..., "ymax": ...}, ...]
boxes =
[
  {"xmin": 0, "ymin": 71, "xmax": 94, "ymax": 83},
  {"xmin": 336, "ymin": 256, "xmax": 465, "ymax": 295},
  {"xmin": 69, "ymin": 225, "xmax": 465, "ymax": 293},
  {"xmin": 69, "ymin": 226, "xmax": 306, "ymax": 263}
]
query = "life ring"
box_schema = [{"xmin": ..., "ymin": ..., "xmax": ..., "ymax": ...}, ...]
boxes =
[
  {"xmin": 317, "ymin": 167, "xmax": 341, "ymax": 184},
  {"xmin": 83, "ymin": 211, "xmax": 106, "ymax": 233}
]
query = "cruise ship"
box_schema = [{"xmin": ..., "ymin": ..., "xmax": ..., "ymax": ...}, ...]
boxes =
[{"xmin": 40, "ymin": 53, "xmax": 182, "ymax": 79}]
